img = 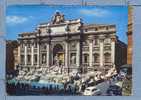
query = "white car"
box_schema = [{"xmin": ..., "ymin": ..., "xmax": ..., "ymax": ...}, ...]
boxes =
[{"xmin": 83, "ymin": 86, "xmax": 102, "ymax": 96}]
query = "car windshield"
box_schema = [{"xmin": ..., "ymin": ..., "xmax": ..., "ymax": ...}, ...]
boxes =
[
  {"xmin": 86, "ymin": 89, "xmax": 90, "ymax": 91},
  {"xmin": 109, "ymin": 85, "xmax": 120, "ymax": 89},
  {"xmin": 92, "ymin": 88, "xmax": 97, "ymax": 92}
]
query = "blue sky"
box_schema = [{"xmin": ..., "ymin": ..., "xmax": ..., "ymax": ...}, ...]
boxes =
[{"xmin": 6, "ymin": 5, "xmax": 128, "ymax": 43}]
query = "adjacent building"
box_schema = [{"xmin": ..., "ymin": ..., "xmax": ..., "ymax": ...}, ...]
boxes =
[
  {"xmin": 127, "ymin": 6, "xmax": 133, "ymax": 64},
  {"xmin": 6, "ymin": 40, "xmax": 19, "ymax": 76},
  {"xmin": 17, "ymin": 12, "xmax": 127, "ymax": 75}
]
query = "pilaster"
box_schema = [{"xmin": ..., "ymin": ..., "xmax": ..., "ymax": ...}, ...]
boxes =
[
  {"xmin": 89, "ymin": 39, "xmax": 93, "ymax": 67},
  {"xmin": 99, "ymin": 37, "xmax": 104, "ymax": 67}
]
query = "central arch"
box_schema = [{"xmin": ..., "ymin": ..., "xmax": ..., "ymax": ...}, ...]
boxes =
[{"xmin": 53, "ymin": 44, "xmax": 64, "ymax": 66}]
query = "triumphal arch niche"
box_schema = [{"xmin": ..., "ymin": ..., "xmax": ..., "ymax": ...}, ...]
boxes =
[
  {"xmin": 18, "ymin": 12, "xmax": 127, "ymax": 75},
  {"xmin": 53, "ymin": 43, "xmax": 64, "ymax": 66}
]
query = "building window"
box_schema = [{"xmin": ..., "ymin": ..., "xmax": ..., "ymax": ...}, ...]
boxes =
[
  {"xmin": 27, "ymin": 43, "xmax": 31, "ymax": 48},
  {"xmin": 34, "ymin": 54, "xmax": 37, "ymax": 64},
  {"xmin": 34, "ymin": 43, "xmax": 37, "ymax": 48},
  {"xmin": 104, "ymin": 53, "xmax": 111, "ymax": 63},
  {"xmin": 94, "ymin": 54, "xmax": 99, "ymax": 63},
  {"xmin": 41, "ymin": 44, "xmax": 46, "ymax": 50},
  {"xmin": 44, "ymin": 45, "xmax": 46, "ymax": 50},
  {"xmin": 21, "ymin": 55, "xmax": 24, "ymax": 64},
  {"xmin": 104, "ymin": 38, "xmax": 111, "ymax": 44},
  {"xmin": 70, "ymin": 53, "xmax": 76, "ymax": 65},
  {"xmin": 27, "ymin": 55, "xmax": 31, "ymax": 64},
  {"xmin": 83, "ymin": 54, "xmax": 89, "ymax": 63},
  {"xmin": 94, "ymin": 39, "xmax": 99, "ymax": 45},
  {"xmin": 21, "ymin": 43, "xmax": 24, "ymax": 48},
  {"xmin": 83, "ymin": 40, "xmax": 89, "ymax": 46},
  {"xmin": 42, "ymin": 53, "xmax": 46, "ymax": 64},
  {"xmin": 71, "ymin": 42, "xmax": 76, "ymax": 48}
]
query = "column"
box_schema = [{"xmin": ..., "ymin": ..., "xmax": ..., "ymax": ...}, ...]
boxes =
[
  {"xmin": 31, "ymin": 44, "xmax": 34, "ymax": 66},
  {"xmin": 100, "ymin": 39, "xmax": 104, "ymax": 67},
  {"xmin": 89, "ymin": 40, "xmax": 93, "ymax": 67},
  {"xmin": 111, "ymin": 38, "xmax": 115, "ymax": 65},
  {"xmin": 65, "ymin": 41, "xmax": 69, "ymax": 68},
  {"xmin": 76, "ymin": 41, "xmax": 80, "ymax": 67},
  {"xmin": 18, "ymin": 44, "xmax": 21, "ymax": 64},
  {"xmin": 24, "ymin": 44, "xmax": 27, "ymax": 66},
  {"xmin": 46, "ymin": 43, "xmax": 50, "ymax": 67},
  {"xmin": 37, "ymin": 43, "xmax": 40, "ymax": 66},
  {"xmin": 16, "ymin": 44, "xmax": 21, "ymax": 70}
]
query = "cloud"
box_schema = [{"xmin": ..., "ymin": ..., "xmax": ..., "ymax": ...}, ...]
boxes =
[
  {"xmin": 6, "ymin": 16, "xmax": 29, "ymax": 24},
  {"xmin": 79, "ymin": 8, "xmax": 110, "ymax": 17}
]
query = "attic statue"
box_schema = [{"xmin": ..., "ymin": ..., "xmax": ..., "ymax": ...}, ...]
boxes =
[{"xmin": 52, "ymin": 12, "xmax": 65, "ymax": 24}]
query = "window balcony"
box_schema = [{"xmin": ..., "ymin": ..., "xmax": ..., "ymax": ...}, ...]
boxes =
[
  {"xmin": 104, "ymin": 43, "xmax": 111, "ymax": 45},
  {"xmin": 27, "ymin": 63, "xmax": 31, "ymax": 65},
  {"xmin": 34, "ymin": 63, "xmax": 37, "ymax": 65},
  {"xmin": 82, "ymin": 63, "xmax": 89, "ymax": 66},
  {"xmin": 104, "ymin": 46, "xmax": 111, "ymax": 51},
  {"xmin": 104, "ymin": 62, "xmax": 112, "ymax": 66},
  {"xmin": 82, "ymin": 47, "xmax": 89, "ymax": 51},
  {"xmin": 93, "ymin": 47, "xmax": 100, "ymax": 51},
  {"xmin": 34, "ymin": 48, "xmax": 37, "ymax": 52},
  {"xmin": 93, "ymin": 62, "xmax": 100, "ymax": 66},
  {"xmin": 93, "ymin": 45, "xmax": 99, "ymax": 48}
]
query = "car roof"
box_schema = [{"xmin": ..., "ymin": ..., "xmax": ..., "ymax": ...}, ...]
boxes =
[
  {"xmin": 109, "ymin": 85, "xmax": 120, "ymax": 89},
  {"xmin": 109, "ymin": 85, "xmax": 119, "ymax": 87},
  {"xmin": 86, "ymin": 86, "xmax": 97, "ymax": 90}
]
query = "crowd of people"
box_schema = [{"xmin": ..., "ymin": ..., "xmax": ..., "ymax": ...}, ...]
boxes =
[{"xmin": 6, "ymin": 79, "xmax": 80, "ymax": 96}]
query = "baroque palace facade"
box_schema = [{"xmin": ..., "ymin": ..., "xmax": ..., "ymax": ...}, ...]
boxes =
[{"xmin": 17, "ymin": 12, "xmax": 127, "ymax": 75}]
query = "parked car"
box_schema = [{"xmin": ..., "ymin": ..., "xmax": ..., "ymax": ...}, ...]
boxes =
[
  {"xmin": 83, "ymin": 86, "xmax": 102, "ymax": 96},
  {"xmin": 106, "ymin": 85, "xmax": 122, "ymax": 96}
]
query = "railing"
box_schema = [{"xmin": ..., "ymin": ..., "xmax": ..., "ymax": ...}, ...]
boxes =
[
  {"xmin": 82, "ymin": 63, "xmax": 89, "ymax": 66},
  {"xmin": 93, "ymin": 62, "xmax": 100, "ymax": 65},
  {"xmin": 82, "ymin": 47, "xmax": 89, "ymax": 51},
  {"xmin": 93, "ymin": 47, "xmax": 100, "ymax": 51},
  {"xmin": 34, "ymin": 63, "xmax": 37, "ymax": 65},
  {"xmin": 27, "ymin": 63, "xmax": 31, "ymax": 65},
  {"xmin": 40, "ymin": 48, "xmax": 46, "ymax": 52},
  {"xmin": 34, "ymin": 49, "xmax": 37, "ymax": 52},
  {"xmin": 104, "ymin": 62, "xmax": 112, "ymax": 66},
  {"xmin": 104, "ymin": 46, "xmax": 111, "ymax": 51}
]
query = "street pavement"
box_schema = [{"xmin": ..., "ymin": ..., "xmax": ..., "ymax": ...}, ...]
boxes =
[{"xmin": 87, "ymin": 78, "xmax": 123, "ymax": 95}]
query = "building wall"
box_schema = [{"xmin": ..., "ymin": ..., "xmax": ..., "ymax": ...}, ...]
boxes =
[
  {"xmin": 17, "ymin": 12, "xmax": 127, "ymax": 74},
  {"xmin": 127, "ymin": 6, "xmax": 133, "ymax": 64},
  {"xmin": 127, "ymin": 34, "xmax": 132, "ymax": 64},
  {"xmin": 6, "ymin": 40, "xmax": 19, "ymax": 74},
  {"xmin": 115, "ymin": 40, "xmax": 127, "ymax": 72},
  {"xmin": 18, "ymin": 32, "xmax": 127, "ymax": 73}
]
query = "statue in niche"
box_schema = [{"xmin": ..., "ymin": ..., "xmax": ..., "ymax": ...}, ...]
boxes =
[
  {"xmin": 71, "ymin": 55, "xmax": 76, "ymax": 64},
  {"xmin": 42, "ymin": 54, "xmax": 46, "ymax": 64},
  {"xmin": 54, "ymin": 55, "xmax": 59, "ymax": 66}
]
